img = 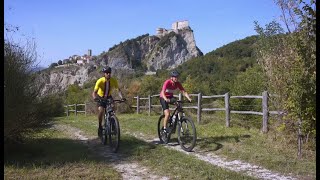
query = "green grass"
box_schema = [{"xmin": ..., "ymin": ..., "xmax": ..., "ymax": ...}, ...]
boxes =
[
  {"xmin": 54, "ymin": 114, "xmax": 258, "ymax": 179},
  {"xmin": 5, "ymin": 113, "xmax": 315, "ymax": 179},
  {"xmin": 118, "ymin": 112, "xmax": 316, "ymax": 179},
  {"xmin": 4, "ymin": 127, "xmax": 121, "ymax": 179}
]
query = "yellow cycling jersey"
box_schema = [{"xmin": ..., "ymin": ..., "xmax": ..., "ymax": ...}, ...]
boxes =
[{"xmin": 94, "ymin": 77, "xmax": 119, "ymax": 97}]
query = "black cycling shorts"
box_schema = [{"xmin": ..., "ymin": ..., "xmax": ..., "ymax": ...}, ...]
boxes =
[
  {"xmin": 97, "ymin": 96, "xmax": 113, "ymax": 108},
  {"xmin": 160, "ymin": 97, "xmax": 171, "ymax": 110}
]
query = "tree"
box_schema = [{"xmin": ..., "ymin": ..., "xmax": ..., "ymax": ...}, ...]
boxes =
[
  {"xmin": 58, "ymin": 60, "xmax": 63, "ymax": 65},
  {"xmin": 139, "ymin": 75, "xmax": 162, "ymax": 96},
  {"xmin": 65, "ymin": 84, "xmax": 88, "ymax": 104},
  {"xmin": 49, "ymin": 62, "xmax": 58, "ymax": 68},
  {"xmin": 254, "ymin": 0, "xmax": 316, "ymax": 158},
  {"xmin": 4, "ymin": 35, "xmax": 64, "ymax": 143}
]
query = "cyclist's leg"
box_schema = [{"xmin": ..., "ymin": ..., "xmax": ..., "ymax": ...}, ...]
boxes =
[
  {"xmin": 97, "ymin": 101, "xmax": 105, "ymax": 137},
  {"xmin": 160, "ymin": 97, "xmax": 170, "ymax": 131},
  {"xmin": 98, "ymin": 106, "xmax": 104, "ymax": 128}
]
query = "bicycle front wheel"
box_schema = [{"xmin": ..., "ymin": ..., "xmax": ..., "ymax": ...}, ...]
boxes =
[
  {"xmin": 109, "ymin": 115, "xmax": 120, "ymax": 153},
  {"xmin": 101, "ymin": 115, "xmax": 108, "ymax": 145},
  {"xmin": 178, "ymin": 117, "xmax": 197, "ymax": 152}
]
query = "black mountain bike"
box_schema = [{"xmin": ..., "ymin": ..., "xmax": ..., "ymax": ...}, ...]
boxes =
[
  {"xmin": 157, "ymin": 99, "xmax": 197, "ymax": 152},
  {"xmin": 95, "ymin": 97, "xmax": 126, "ymax": 153}
]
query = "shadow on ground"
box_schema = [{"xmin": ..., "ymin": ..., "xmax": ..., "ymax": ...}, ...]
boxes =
[
  {"xmin": 4, "ymin": 132, "xmax": 162, "ymax": 168},
  {"xmin": 195, "ymin": 134, "xmax": 251, "ymax": 152}
]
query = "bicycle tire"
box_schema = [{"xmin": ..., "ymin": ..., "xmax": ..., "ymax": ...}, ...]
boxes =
[
  {"xmin": 109, "ymin": 115, "xmax": 120, "ymax": 153},
  {"xmin": 177, "ymin": 117, "xmax": 197, "ymax": 152},
  {"xmin": 157, "ymin": 115, "xmax": 171, "ymax": 144},
  {"xmin": 101, "ymin": 115, "xmax": 108, "ymax": 145},
  {"xmin": 101, "ymin": 127, "xmax": 108, "ymax": 145}
]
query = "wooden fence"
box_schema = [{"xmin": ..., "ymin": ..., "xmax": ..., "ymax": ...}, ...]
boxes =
[
  {"xmin": 64, "ymin": 103, "xmax": 87, "ymax": 116},
  {"xmin": 132, "ymin": 91, "xmax": 282, "ymax": 133}
]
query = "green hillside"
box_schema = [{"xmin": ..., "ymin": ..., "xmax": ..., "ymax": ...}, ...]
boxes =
[{"xmin": 174, "ymin": 35, "xmax": 261, "ymax": 95}]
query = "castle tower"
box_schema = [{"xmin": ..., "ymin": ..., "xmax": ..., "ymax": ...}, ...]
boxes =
[
  {"xmin": 172, "ymin": 20, "xmax": 189, "ymax": 30},
  {"xmin": 156, "ymin": 28, "xmax": 164, "ymax": 36},
  {"xmin": 88, "ymin": 49, "xmax": 92, "ymax": 56}
]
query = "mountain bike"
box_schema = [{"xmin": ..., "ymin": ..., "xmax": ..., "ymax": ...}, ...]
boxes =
[
  {"xmin": 95, "ymin": 97, "xmax": 126, "ymax": 153},
  {"xmin": 157, "ymin": 99, "xmax": 197, "ymax": 152}
]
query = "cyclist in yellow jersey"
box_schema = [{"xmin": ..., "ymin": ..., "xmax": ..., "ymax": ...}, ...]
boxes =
[{"xmin": 92, "ymin": 66, "xmax": 125, "ymax": 137}]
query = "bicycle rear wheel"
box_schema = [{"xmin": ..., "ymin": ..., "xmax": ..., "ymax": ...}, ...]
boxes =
[
  {"xmin": 157, "ymin": 115, "xmax": 171, "ymax": 144},
  {"xmin": 109, "ymin": 115, "xmax": 120, "ymax": 153},
  {"xmin": 178, "ymin": 117, "xmax": 196, "ymax": 152}
]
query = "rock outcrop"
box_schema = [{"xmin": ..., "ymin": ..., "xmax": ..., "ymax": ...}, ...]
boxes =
[
  {"xmin": 39, "ymin": 22, "xmax": 202, "ymax": 95},
  {"xmin": 103, "ymin": 26, "xmax": 202, "ymax": 71}
]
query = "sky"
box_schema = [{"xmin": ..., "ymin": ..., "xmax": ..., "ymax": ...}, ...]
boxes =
[{"xmin": 4, "ymin": 0, "xmax": 283, "ymax": 67}]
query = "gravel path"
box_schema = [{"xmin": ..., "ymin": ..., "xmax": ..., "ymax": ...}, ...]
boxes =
[
  {"xmin": 52, "ymin": 124, "xmax": 169, "ymax": 180},
  {"xmin": 129, "ymin": 132, "xmax": 298, "ymax": 180},
  {"xmin": 53, "ymin": 123, "xmax": 298, "ymax": 180}
]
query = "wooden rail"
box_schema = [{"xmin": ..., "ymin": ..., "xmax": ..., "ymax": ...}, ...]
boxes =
[
  {"xmin": 64, "ymin": 103, "xmax": 87, "ymax": 116},
  {"xmin": 132, "ymin": 91, "xmax": 282, "ymax": 133}
]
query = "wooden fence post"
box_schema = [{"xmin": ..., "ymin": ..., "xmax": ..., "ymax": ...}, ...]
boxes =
[
  {"xmin": 262, "ymin": 91, "xmax": 269, "ymax": 133},
  {"xmin": 75, "ymin": 104, "xmax": 77, "ymax": 116},
  {"xmin": 148, "ymin": 95, "xmax": 151, "ymax": 116},
  {"xmin": 225, "ymin": 92, "xmax": 230, "ymax": 127},
  {"xmin": 66, "ymin": 105, "xmax": 69, "ymax": 116},
  {"xmin": 85, "ymin": 103, "xmax": 87, "ymax": 116},
  {"xmin": 197, "ymin": 93, "xmax": 202, "ymax": 123},
  {"xmin": 137, "ymin": 96, "xmax": 140, "ymax": 114}
]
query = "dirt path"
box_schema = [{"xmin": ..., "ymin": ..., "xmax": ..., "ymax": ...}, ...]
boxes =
[
  {"xmin": 53, "ymin": 124, "xmax": 298, "ymax": 180},
  {"xmin": 52, "ymin": 124, "xmax": 169, "ymax": 180},
  {"xmin": 129, "ymin": 132, "xmax": 298, "ymax": 180}
]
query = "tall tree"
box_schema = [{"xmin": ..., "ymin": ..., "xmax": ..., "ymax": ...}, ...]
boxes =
[{"xmin": 254, "ymin": 0, "xmax": 316, "ymax": 158}]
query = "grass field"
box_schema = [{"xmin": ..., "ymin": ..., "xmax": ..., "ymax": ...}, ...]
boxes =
[
  {"xmin": 121, "ymin": 112, "xmax": 315, "ymax": 178},
  {"xmin": 4, "ymin": 126, "xmax": 122, "ymax": 179},
  {"xmin": 4, "ymin": 112, "xmax": 316, "ymax": 179}
]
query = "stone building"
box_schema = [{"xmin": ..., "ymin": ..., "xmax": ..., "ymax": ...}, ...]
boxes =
[{"xmin": 156, "ymin": 20, "xmax": 190, "ymax": 37}]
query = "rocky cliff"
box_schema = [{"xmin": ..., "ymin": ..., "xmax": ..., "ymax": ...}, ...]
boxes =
[
  {"xmin": 39, "ymin": 25, "xmax": 202, "ymax": 95},
  {"xmin": 102, "ymin": 26, "xmax": 203, "ymax": 71}
]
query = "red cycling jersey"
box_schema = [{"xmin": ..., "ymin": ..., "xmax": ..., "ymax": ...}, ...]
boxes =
[{"xmin": 160, "ymin": 79, "xmax": 184, "ymax": 98}]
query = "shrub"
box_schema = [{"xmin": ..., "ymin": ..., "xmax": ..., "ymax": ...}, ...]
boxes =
[{"xmin": 4, "ymin": 39, "xmax": 58, "ymax": 143}]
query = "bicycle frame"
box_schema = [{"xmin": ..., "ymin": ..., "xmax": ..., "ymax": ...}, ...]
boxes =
[
  {"xmin": 158, "ymin": 99, "xmax": 196, "ymax": 151},
  {"xmin": 103, "ymin": 99, "xmax": 114, "ymax": 128},
  {"xmin": 169, "ymin": 101, "xmax": 186, "ymax": 134}
]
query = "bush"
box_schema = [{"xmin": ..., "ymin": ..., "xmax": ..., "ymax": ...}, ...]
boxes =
[
  {"xmin": 4, "ymin": 39, "xmax": 58, "ymax": 143},
  {"xmin": 40, "ymin": 94, "xmax": 65, "ymax": 117}
]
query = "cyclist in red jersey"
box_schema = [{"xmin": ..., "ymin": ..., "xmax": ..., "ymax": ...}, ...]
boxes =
[{"xmin": 159, "ymin": 71, "xmax": 192, "ymax": 133}]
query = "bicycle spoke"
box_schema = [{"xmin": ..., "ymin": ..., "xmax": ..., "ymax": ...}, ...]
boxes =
[
  {"xmin": 109, "ymin": 116, "xmax": 120, "ymax": 153},
  {"xmin": 157, "ymin": 115, "xmax": 171, "ymax": 144},
  {"xmin": 178, "ymin": 117, "xmax": 196, "ymax": 152}
]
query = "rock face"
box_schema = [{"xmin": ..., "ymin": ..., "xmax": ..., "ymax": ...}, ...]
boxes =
[
  {"xmin": 38, "ymin": 64, "xmax": 133, "ymax": 96},
  {"xmin": 103, "ymin": 26, "xmax": 202, "ymax": 71},
  {"xmin": 38, "ymin": 65, "xmax": 90, "ymax": 95},
  {"xmin": 39, "ymin": 22, "xmax": 202, "ymax": 95}
]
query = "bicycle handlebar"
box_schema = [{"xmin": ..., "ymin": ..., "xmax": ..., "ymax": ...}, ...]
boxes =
[
  {"xmin": 113, "ymin": 99, "xmax": 126, "ymax": 103},
  {"xmin": 170, "ymin": 99, "xmax": 192, "ymax": 105},
  {"xmin": 94, "ymin": 97, "xmax": 126, "ymax": 103}
]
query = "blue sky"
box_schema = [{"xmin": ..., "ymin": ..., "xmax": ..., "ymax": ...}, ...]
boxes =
[{"xmin": 4, "ymin": 0, "xmax": 282, "ymax": 67}]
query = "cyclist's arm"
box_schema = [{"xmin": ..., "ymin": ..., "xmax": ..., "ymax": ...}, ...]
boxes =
[
  {"xmin": 92, "ymin": 90, "xmax": 99, "ymax": 99},
  {"xmin": 161, "ymin": 81, "xmax": 170, "ymax": 102},
  {"xmin": 182, "ymin": 91, "xmax": 192, "ymax": 102},
  {"xmin": 114, "ymin": 78, "xmax": 124, "ymax": 100},
  {"xmin": 177, "ymin": 82, "xmax": 192, "ymax": 102},
  {"xmin": 117, "ymin": 88, "xmax": 124, "ymax": 99},
  {"xmin": 160, "ymin": 89, "xmax": 170, "ymax": 102},
  {"xmin": 92, "ymin": 79, "xmax": 100, "ymax": 99}
]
